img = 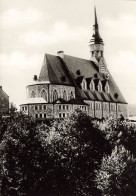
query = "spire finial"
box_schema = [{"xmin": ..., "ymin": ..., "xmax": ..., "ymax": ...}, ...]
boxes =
[{"xmin": 94, "ymin": 5, "xmax": 98, "ymax": 26}]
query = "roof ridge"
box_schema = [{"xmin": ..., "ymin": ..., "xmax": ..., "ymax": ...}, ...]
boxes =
[{"xmin": 45, "ymin": 53, "xmax": 91, "ymax": 62}]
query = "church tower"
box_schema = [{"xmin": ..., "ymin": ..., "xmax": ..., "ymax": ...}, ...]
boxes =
[
  {"xmin": 89, "ymin": 7, "xmax": 104, "ymax": 60},
  {"xmin": 89, "ymin": 7, "xmax": 107, "ymax": 74}
]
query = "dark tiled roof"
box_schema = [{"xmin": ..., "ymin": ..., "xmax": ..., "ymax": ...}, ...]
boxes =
[
  {"xmin": 53, "ymin": 98, "xmax": 68, "ymax": 104},
  {"xmin": 39, "ymin": 54, "xmax": 73, "ymax": 86},
  {"xmin": 38, "ymin": 53, "xmax": 127, "ymax": 104},
  {"xmin": 86, "ymin": 77, "xmax": 93, "ymax": 89},
  {"xmin": 68, "ymin": 98, "xmax": 88, "ymax": 105},
  {"xmin": 76, "ymin": 76, "xmax": 84, "ymax": 87}
]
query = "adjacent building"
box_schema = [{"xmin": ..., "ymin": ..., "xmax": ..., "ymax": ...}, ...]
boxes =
[
  {"xmin": 20, "ymin": 8, "xmax": 128, "ymax": 119},
  {"xmin": 0, "ymin": 86, "xmax": 9, "ymax": 116}
]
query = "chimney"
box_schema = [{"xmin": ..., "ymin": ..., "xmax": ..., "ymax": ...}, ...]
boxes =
[
  {"xmin": 57, "ymin": 51, "xmax": 64, "ymax": 59},
  {"xmin": 33, "ymin": 75, "xmax": 38, "ymax": 81},
  {"xmin": 0, "ymin": 86, "xmax": 2, "ymax": 90}
]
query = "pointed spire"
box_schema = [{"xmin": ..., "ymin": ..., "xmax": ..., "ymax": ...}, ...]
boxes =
[
  {"xmin": 94, "ymin": 6, "xmax": 98, "ymax": 26},
  {"xmin": 90, "ymin": 6, "xmax": 103, "ymax": 45}
]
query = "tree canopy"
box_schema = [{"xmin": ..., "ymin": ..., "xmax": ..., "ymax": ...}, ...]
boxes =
[{"xmin": 0, "ymin": 111, "xmax": 136, "ymax": 196}]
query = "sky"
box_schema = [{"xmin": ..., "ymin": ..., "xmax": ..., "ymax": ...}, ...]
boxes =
[{"xmin": 0, "ymin": 0, "xmax": 136, "ymax": 108}]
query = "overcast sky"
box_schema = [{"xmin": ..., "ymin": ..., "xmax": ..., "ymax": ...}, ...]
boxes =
[{"xmin": 0, "ymin": 0, "xmax": 136, "ymax": 107}]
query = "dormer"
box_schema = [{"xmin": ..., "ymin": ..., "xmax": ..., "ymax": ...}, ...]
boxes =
[
  {"xmin": 98, "ymin": 80, "xmax": 102, "ymax": 92},
  {"xmin": 81, "ymin": 78, "xmax": 87, "ymax": 90},
  {"xmin": 105, "ymin": 82, "xmax": 110, "ymax": 93},
  {"xmin": 94, "ymin": 79, "xmax": 102, "ymax": 92},
  {"xmin": 102, "ymin": 80, "xmax": 110, "ymax": 93},
  {"xmin": 86, "ymin": 78, "xmax": 95, "ymax": 91},
  {"xmin": 77, "ymin": 76, "xmax": 87, "ymax": 90}
]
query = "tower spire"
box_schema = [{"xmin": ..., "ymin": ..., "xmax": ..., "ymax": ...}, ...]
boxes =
[
  {"xmin": 92, "ymin": 6, "xmax": 103, "ymax": 44},
  {"xmin": 89, "ymin": 6, "xmax": 104, "ymax": 62},
  {"xmin": 94, "ymin": 6, "xmax": 98, "ymax": 26}
]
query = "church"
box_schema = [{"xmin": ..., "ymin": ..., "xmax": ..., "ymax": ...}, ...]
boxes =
[{"xmin": 20, "ymin": 8, "xmax": 128, "ymax": 119}]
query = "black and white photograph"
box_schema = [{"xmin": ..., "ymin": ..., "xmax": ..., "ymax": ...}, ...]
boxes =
[{"xmin": 0, "ymin": 0, "xmax": 136, "ymax": 195}]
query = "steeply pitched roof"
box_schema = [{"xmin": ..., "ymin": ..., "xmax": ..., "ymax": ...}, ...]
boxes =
[
  {"xmin": 38, "ymin": 53, "xmax": 127, "ymax": 104},
  {"xmin": 39, "ymin": 54, "xmax": 73, "ymax": 86}
]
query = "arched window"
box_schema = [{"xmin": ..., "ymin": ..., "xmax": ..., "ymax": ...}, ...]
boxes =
[
  {"xmin": 63, "ymin": 90, "xmax": 67, "ymax": 100},
  {"xmin": 105, "ymin": 83, "xmax": 110, "ymax": 93},
  {"xmin": 53, "ymin": 89, "xmax": 58, "ymax": 102},
  {"xmin": 70, "ymin": 91, "xmax": 74, "ymax": 99},
  {"xmin": 41, "ymin": 89, "xmax": 48, "ymax": 101},
  {"xmin": 82, "ymin": 80, "xmax": 86, "ymax": 90},
  {"xmin": 31, "ymin": 91, "xmax": 35, "ymax": 98}
]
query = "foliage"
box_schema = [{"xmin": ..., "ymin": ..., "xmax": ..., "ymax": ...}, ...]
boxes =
[
  {"xmin": 99, "ymin": 118, "xmax": 136, "ymax": 157},
  {"xmin": 95, "ymin": 145, "xmax": 136, "ymax": 196},
  {"xmin": 0, "ymin": 112, "xmax": 136, "ymax": 196},
  {"xmin": 44, "ymin": 110, "xmax": 110, "ymax": 196}
]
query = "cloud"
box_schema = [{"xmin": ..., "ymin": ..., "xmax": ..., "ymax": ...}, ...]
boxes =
[
  {"xmin": 19, "ymin": 22, "xmax": 88, "ymax": 46},
  {"xmin": 109, "ymin": 51, "xmax": 136, "ymax": 76},
  {"xmin": 0, "ymin": 51, "xmax": 43, "ymax": 107},
  {"xmin": 108, "ymin": 51, "xmax": 136, "ymax": 104},
  {"xmin": 102, "ymin": 14, "xmax": 136, "ymax": 37},
  {"xmin": 0, "ymin": 51, "xmax": 42, "ymax": 70},
  {"xmin": 0, "ymin": 9, "xmax": 50, "ymax": 27}
]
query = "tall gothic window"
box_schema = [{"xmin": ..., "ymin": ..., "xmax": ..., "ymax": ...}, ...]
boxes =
[
  {"xmin": 70, "ymin": 91, "xmax": 74, "ymax": 99},
  {"xmin": 63, "ymin": 90, "xmax": 67, "ymax": 100},
  {"xmin": 53, "ymin": 89, "xmax": 58, "ymax": 102},
  {"xmin": 41, "ymin": 89, "xmax": 48, "ymax": 101},
  {"xmin": 31, "ymin": 91, "xmax": 35, "ymax": 98}
]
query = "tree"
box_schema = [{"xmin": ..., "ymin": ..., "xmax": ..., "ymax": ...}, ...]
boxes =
[
  {"xmin": 99, "ymin": 119, "xmax": 136, "ymax": 157},
  {"xmin": 0, "ymin": 116, "xmax": 50, "ymax": 196},
  {"xmin": 45, "ymin": 110, "xmax": 110, "ymax": 196},
  {"xmin": 96, "ymin": 145, "xmax": 136, "ymax": 196}
]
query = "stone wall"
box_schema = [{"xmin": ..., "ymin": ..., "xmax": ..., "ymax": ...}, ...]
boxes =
[
  {"xmin": 103, "ymin": 102, "xmax": 110, "ymax": 118},
  {"xmin": 27, "ymin": 84, "xmax": 75, "ymax": 103},
  {"xmin": 27, "ymin": 84, "xmax": 48, "ymax": 100},
  {"xmin": 109, "ymin": 102, "xmax": 117, "ymax": 118},
  {"xmin": 49, "ymin": 84, "xmax": 75, "ymax": 102},
  {"xmin": 20, "ymin": 103, "xmax": 89, "ymax": 119},
  {"xmin": 95, "ymin": 101, "xmax": 102, "ymax": 118},
  {"xmin": 84, "ymin": 100, "xmax": 94, "ymax": 117},
  {"xmin": 21, "ymin": 104, "xmax": 54, "ymax": 118},
  {"xmin": 117, "ymin": 103, "xmax": 128, "ymax": 118},
  {"xmin": 54, "ymin": 104, "xmax": 73, "ymax": 118}
]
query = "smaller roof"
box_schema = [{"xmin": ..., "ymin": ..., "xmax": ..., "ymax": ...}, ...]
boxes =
[
  {"xmin": 53, "ymin": 98, "xmax": 68, "ymax": 104},
  {"xmin": 68, "ymin": 98, "xmax": 89, "ymax": 105},
  {"xmin": 27, "ymin": 81, "xmax": 50, "ymax": 87},
  {"xmin": 20, "ymin": 98, "xmax": 48, "ymax": 105}
]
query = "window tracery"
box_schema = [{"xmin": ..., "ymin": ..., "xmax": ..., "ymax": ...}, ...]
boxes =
[
  {"xmin": 63, "ymin": 90, "xmax": 67, "ymax": 100},
  {"xmin": 41, "ymin": 89, "xmax": 48, "ymax": 101},
  {"xmin": 31, "ymin": 91, "xmax": 35, "ymax": 98},
  {"xmin": 53, "ymin": 89, "xmax": 59, "ymax": 102}
]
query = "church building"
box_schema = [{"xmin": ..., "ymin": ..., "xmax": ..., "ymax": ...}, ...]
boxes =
[{"xmin": 20, "ymin": 8, "xmax": 128, "ymax": 119}]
